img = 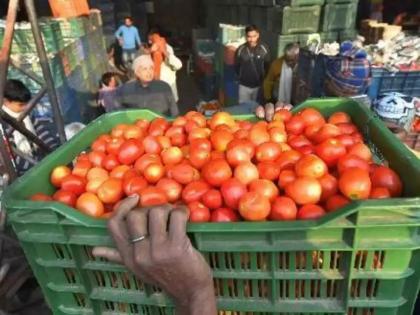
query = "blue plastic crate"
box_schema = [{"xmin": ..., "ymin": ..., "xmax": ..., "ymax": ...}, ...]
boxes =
[{"xmin": 368, "ymin": 68, "xmax": 420, "ymax": 100}]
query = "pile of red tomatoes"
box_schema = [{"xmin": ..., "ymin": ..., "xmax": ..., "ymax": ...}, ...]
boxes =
[{"xmin": 30, "ymin": 109, "xmax": 403, "ymax": 222}]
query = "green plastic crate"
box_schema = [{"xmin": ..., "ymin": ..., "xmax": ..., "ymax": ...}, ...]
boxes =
[
  {"xmin": 279, "ymin": 0, "xmax": 325, "ymax": 6},
  {"xmin": 339, "ymin": 28, "xmax": 359, "ymax": 42},
  {"xmin": 280, "ymin": 5, "xmax": 321, "ymax": 35},
  {"xmin": 321, "ymin": 2, "xmax": 358, "ymax": 32},
  {"xmin": 3, "ymin": 99, "xmax": 420, "ymax": 315}
]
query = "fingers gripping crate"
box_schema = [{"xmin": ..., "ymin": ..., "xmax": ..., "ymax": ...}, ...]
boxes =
[{"xmin": 3, "ymin": 99, "xmax": 420, "ymax": 315}]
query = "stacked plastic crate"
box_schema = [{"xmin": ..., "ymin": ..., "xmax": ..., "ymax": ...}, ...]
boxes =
[
  {"xmin": 215, "ymin": 24, "xmax": 246, "ymax": 107},
  {"xmin": 2, "ymin": 10, "xmax": 108, "ymax": 124}
]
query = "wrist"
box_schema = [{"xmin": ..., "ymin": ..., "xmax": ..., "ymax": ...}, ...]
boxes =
[{"xmin": 175, "ymin": 284, "xmax": 216, "ymax": 315}]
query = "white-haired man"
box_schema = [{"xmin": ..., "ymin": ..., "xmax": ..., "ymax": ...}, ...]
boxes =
[{"xmin": 113, "ymin": 55, "xmax": 179, "ymax": 116}]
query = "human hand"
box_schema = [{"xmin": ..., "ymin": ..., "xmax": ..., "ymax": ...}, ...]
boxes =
[
  {"xmin": 255, "ymin": 101, "xmax": 293, "ymax": 121},
  {"xmin": 92, "ymin": 196, "xmax": 216, "ymax": 315},
  {"xmin": 118, "ymin": 38, "xmax": 124, "ymax": 46}
]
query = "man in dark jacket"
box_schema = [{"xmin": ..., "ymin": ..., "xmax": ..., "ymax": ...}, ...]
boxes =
[{"xmin": 234, "ymin": 25, "xmax": 270, "ymax": 104}]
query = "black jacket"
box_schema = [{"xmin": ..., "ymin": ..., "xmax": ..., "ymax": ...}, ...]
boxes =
[{"xmin": 234, "ymin": 42, "xmax": 270, "ymax": 88}]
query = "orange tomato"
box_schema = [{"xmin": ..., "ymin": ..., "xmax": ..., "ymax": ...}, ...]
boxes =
[
  {"xmin": 338, "ymin": 168, "xmax": 371, "ymax": 200},
  {"xmin": 97, "ymin": 178, "xmax": 124, "ymax": 204},
  {"xmin": 238, "ymin": 192, "xmax": 271, "ymax": 221},
  {"xmin": 50, "ymin": 165, "xmax": 72, "ymax": 188},
  {"xmin": 249, "ymin": 179, "xmax": 279, "ymax": 202},
  {"xmin": 285, "ymin": 177, "xmax": 322, "ymax": 205},
  {"xmin": 295, "ymin": 154, "xmax": 328, "ymax": 179},
  {"xmin": 76, "ymin": 192, "xmax": 105, "ymax": 217}
]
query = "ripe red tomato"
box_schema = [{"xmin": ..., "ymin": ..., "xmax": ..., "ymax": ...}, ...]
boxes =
[
  {"xmin": 249, "ymin": 179, "xmax": 279, "ymax": 202},
  {"xmin": 50, "ymin": 166, "xmax": 72, "ymax": 188},
  {"xmin": 118, "ymin": 139, "xmax": 144, "ymax": 165},
  {"xmin": 234, "ymin": 162, "xmax": 259, "ymax": 185},
  {"xmin": 210, "ymin": 208, "xmax": 240, "ymax": 222},
  {"xmin": 97, "ymin": 178, "xmax": 124, "ymax": 204},
  {"xmin": 168, "ymin": 164, "xmax": 200, "ymax": 185},
  {"xmin": 88, "ymin": 151, "xmax": 106, "ymax": 167},
  {"xmin": 53, "ymin": 190, "xmax": 77, "ymax": 207},
  {"xmin": 149, "ymin": 118, "xmax": 170, "ymax": 136},
  {"xmin": 30, "ymin": 193, "xmax": 53, "ymax": 201},
  {"xmin": 315, "ymin": 138, "xmax": 347, "ymax": 167},
  {"xmin": 87, "ymin": 167, "xmax": 109, "ymax": 181},
  {"xmin": 337, "ymin": 123, "xmax": 358, "ymax": 135},
  {"xmin": 201, "ymin": 189, "xmax": 223, "ymax": 209},
  {"xmin": 156, "ymin": 136, "xmax": 171, "ymax": 150},
  {"xmin": 110, "ymin": 165, "xmax": 131, "ymax": 179},
  {"xmin": 278, "ymin": 169, "xmax": 297, "ymax": 190},
  {"xmin": 91, "ymin": 138, "xmax": 107, "ymax": 152},
  {"xmin": 143, "ymin": 163, "xmax": 165, "ymax": 184},
  {"xmin": 337, "ymin": 155, "xmax": 370, "ymax": 175},
  {"xmin": 269, "ymin": 127, "xmax": 287, "ymax": 143},
  {"xmin": 170, "ymin": 133, "xmax": 187, "ymax": 147},
  {"xmin": 211, "ymin": 208, "xmax": 239, "ymax": 222},
  {"xmin": 161, "ymin": 147, "xmax": 183, "ymax": 165},
  {"xmin": 276, "ymin": 150, "xmax": 302, "ymax": 171},
  {"xmin": 338, "ymin": 168, "xmax": 371, "ymax": 200},
  {"xmin": 328, "ymin": 112, "xmax": 351, "ymax": 125},
  {"xmin": 111, "ymin": 124, "xmax": 129, "ymax": 138},
  {"xmin": 270, "ymin": 196, "xmax": 297, "ymax": 221},
  {"xmin": 210, "ymin": 130, "xmax": 234, "ymax": 152},
  {"xmin": 336, "ymin": 134, "xmax": 357, "ymax": 148},
  {"xmin": 304, "ymin": 124, "xmax": 323, "ymax": 141},
  {"xmin": 312, "ymin": 124, "xmax": 341, "ymax": 144},
  {"xmin": 188, "ymin": 201, "xmax": 211, "ymax": 222},
  {"xmin": 273, "ymin": 109, "xmax": 292, "ymax": 122},
  {"xmin": 202, "ymin": 159, "xmax": 232, "ymax": 187},
  {"xmin": 102, "ymin": 154, "xmax": 119, "ymax": 171},
  {"xmin": 295, "ymin": 154, "xmax": 328, "ymax": 179},
  {"xmin": 325, "ymin": 194, "xmax": 350, "ymax": 212},
  {"xmin": 220, "ymin": 178, "xmax": 247, "ymax": 210},
  {"xmin": 123, "ymin": 176, "xmax": 148, "ymax": 196},
  {"xmin": 134, "ymin": 153, "xmax": 161, "ymax": 173},
  {"xmin": 347, "ymin": 143, "xmax": 372, "ymax": 162},
  {"xmin": 295, "ymin": 145, "xmax": 314, "ymax": 155},
  {"xmin": 142, "ymin": 136, "xmax": 161, "ymax": 154},
  {"xmin": 209, "ymin": 112, "xmax": 236, "ymax": 130},
  {"xmin": 139, "ymin": 187, "xmax": 168, "ymax": 207},
  {"xmin": 258, "ymin": 161, "xmax": 281, "ymax": 181},
  {"xmin": 370, "ymin": 166, "xmax": 403, "ymax": 197},
  {"xmin": 123, "ymin": 169, "xmax": 140, "ymax": 180},
  {"xmin": 184, "ymin": 120, "xmax": 199, "ymax": 133},
  {"xmin": 61, "ymin": 175, "xmax": 87, "ymax": 195},
  {"xmin": 285, "ymin": 115, "xmax": 305, "ymax": 135},
  {"xmin": 165, "ymin": 125, "xmax": 184, "ymax": 138},
  {"xmin": 106, "ymin": 137, "xmax": 125, "ymax": 155},
  {"xmin": 319, "ymin": 173, "xmax": 338, "ymax": 201},
  {"xmin": 226, "ymin": 139, "xmax": 255, "ymax": 166},
  {"xmin": 188, "ymin": 112, "xmax": 207, "ymax": 128},
  {"xmin": 285, "ymin": 177, "xmax": 322, "ymax": 205},
  {"xmin": 238, "ymin": 192, "xmax": 271, "ymax": 221},
  {"xmin": 182, "ymin": 180, "xmax": 210, "ymax": 203},
  {"xmin": 124, "ymin": 125, "xmax": 143, "ymax": 140},
  {"xmin": 288, "ymin": 135, "xmax": 312, "ymax": 149},
  {"xmin": 189, "ymin": 149, "xmax": 211, "ymax": 169},
  {"xmin": 370, "ymin": 187, "xmax": 391, "ymax": 199},
  {"xmin": 234, "ymin": 129, "xmax": 249, "ymax": 140},
  {"xmin": 190, "ymin": 138, "xmax": 212, "ymax": 152},
  {"xmin": 249, "ymin": 126, "xmax": 270, "ymax": 146},
  {"xmin": 255, "ymin": 142, "xmax": 282, "ymax": 162},
  {"xmin": 210, "ymin": 151, "xmax": 225, "ymax": 160},
  {"xmin": 188, "ymin": 128, "xmax": 211, "ymax": 142},
  {"xmin": 297, "ymin": 204, "xmax": 326, "ymax": 220},
  {"xmin": 72, "ymin": 160, "xmax": 92, "ymax": 178},
  {"xmin": 156, "ymin": 178, "xmax": 183, "ymax": 202},
  {"xmin": 298, "ymin": 108, "xmax": 325, "ymax": 127},
  {"xmin": 76, "ymin": 192, "xmax": 104, "ymax": 217}
]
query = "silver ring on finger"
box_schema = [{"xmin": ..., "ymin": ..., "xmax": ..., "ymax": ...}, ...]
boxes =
[{"xmin": 130, "ymin": 235, "xmax": 147, "ymax": 243}]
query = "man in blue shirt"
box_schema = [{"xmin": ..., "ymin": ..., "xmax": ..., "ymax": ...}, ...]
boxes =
[{"xmin": 115, "ymin": 16, "xmax": 142, "ymax": 68}]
